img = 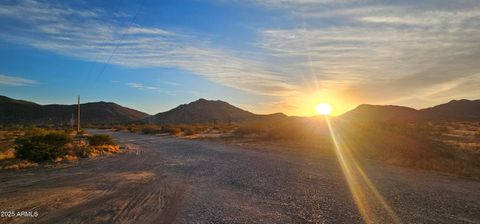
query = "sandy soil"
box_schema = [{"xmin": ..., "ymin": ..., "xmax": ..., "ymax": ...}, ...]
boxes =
[
  {"xmin": 0, "ymin": 134, "xmax": 184, "ymax": 224},
  {"xmin": 1, "ymin": 129, "xmax": 479, "ymax": 223}
]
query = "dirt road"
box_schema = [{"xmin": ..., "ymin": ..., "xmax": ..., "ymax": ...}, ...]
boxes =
[{"xmin": 1, "ymin": 130, "xmax": 479, "ymax": 223}]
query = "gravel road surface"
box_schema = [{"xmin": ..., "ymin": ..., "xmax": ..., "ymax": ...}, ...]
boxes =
[{"xmin": 1, "ymin": 130, "xmax": 479, "ymax": 224}]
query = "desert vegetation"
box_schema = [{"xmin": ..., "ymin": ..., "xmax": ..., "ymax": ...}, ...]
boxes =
[
  {"xmin": 197, "ymin": 119, "xmax": 480, "ymax": 179},
  {"xmin": 0, "ymin": 126, "xmax": 119, "ymax": 170},
  {"xmin": 334, "ymin": 120, "xmax": 480, "ymax": 179},
  {"xmin": 426, "ymin": 122, "xmax": 480, "ymax": 151},
  {"xmin": 100, "ymin": 123, "xmax": 237, "ymax": 137},
  {"xmin": 231, "ymin": 118, "xmax": 328, "ymax": 142},
  {"xmin": 15, "ymin": 129, "xmax": 71, "ymax": 162},
  {"xmin": 85, "ymin": 118, "xmax": 480, "ymax": 179}
]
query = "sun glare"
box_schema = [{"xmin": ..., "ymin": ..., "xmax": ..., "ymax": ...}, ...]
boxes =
[{"xmin": 316, "ymin": 103, "xmax": 332, "ymax": 115}]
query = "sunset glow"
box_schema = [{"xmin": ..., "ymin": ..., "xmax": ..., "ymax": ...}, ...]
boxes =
[
  {"xmin": 1, "ymin": 0, "xmax": 478, "ymax": 115},
  {"xmin": 316, "ymin": 103, "xmax": 333, "ymax": 115}
]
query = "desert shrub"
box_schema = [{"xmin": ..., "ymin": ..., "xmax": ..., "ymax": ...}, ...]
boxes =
[
  {"xmin": 233, "ymin": 124, "xmax": 267, "ymax": 138},
  {"xmin": 212, "ymin": 123, "xmax": 237, "ymax": 133},
  {"xmin": 0, "ymin": 159, "xmax": 38, "ymax": 170},
  {"xmin": 15, "ymin": 132, "xmax": 71, "ymax": 162},
  {"xmin": 0, "ymin": 150, "xmax": 15, "ymax": 160},
  {"xmin": 127, "ymin": 126, "xmax": 136, "ymax": 133},
  {"xmin": 180, "ymin": 125, "xmax": 208, "ymax": 136},
  {"xmin": 75, "ymin": 145, "xmax": 120, "ymax": 159},
  {"xmin": 113, "ymin": 125, "xmax": 132, "ymax": 132},
  {"xmin": 232, "ymin": 120, "xmax": 327, "ymax": 142},
  {"xmin": 24, "ymin": 127, "xmax": 48, "ymax": 137},
  {"xmin": 160, "ymin": 126, "xmax": 181, "ymax": 135},
  {"xmin": 88, "ymin": 134, "xmax": 115, "ymax": 146},
  {"xmin": 181, "ymin": 127, "xmax": 197, "ymax": 136},
  {"xmin": 141, "ymin": 126, "xmax": 161, "ymax": 134}
]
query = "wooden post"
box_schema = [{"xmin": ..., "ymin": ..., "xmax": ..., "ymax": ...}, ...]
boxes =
[
  {"xmin": 70, "ymin": 113, "xmax": 74, "ymax": 130},
  {"xmin": 77, "ymin": 96, "xmax": 81, "ymax": 133}
]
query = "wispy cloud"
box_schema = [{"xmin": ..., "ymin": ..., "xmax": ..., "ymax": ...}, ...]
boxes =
[
  {"xmin": 254, "ymin": 0, "xmax": 367, "ymax": 7},
  {"xmin": 1, "ymin": 0, "xmax": 479, "ymax": 115},
  {"xmin": 0, "ymin": 0, "xmax": 297, "ymax": 97},
  {"xmin": 249, "ymin": 0, "xmax": 480, "ymax": 113},
  {"xmin": 126, "ymin": 82, "xmax": 176, "ymax": 96},
  {"xmin": 0, "ymin": 74, "xmax": 37, "ymax": 86},
  {"xmin": 161, "ymin": 81, "xmax": 181, "ymax": 86},
  {"xmin": 126, "ymin": 82, "xmax": 160, "ymax": 91}
]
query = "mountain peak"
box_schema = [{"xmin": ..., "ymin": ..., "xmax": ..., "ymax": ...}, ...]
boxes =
[
  {"xmin": 149, "ymin": 98, "xmax": 254, "ymax": 124},
  {"xmin": 147, "ymin": 97, "xmax": 291, "ymax": 124},
  {"xmin": 191, "ymin": 98, "xmax": 226, "ymax": 104},
  {"xmin": 194, "ymin": 98, "xmax": 209, "ymax": 102}
]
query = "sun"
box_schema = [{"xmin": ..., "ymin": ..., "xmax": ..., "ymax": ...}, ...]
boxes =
[{"xmin": 316, "ymin": 103, "xmax": 332, "ymax": 115}]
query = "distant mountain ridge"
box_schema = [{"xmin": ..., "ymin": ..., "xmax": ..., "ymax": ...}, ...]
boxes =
[
  {"xmin": 340, "ymin": 99, "xmax": 480, "ymax": 122},
  {"xmin": 420, "ymin": 99, "xmax": 480, "ymax": 120},
  {"xmin": 2, "ymin": 95, "xmax": 479, "ymax": 125},
  {"xmin": 0, "ymin": 95, "xmax": 149, "ymax": 124},
  {"xmin": 147, "ymin": 98, "xmax": 287, "ymax": 124},
  {"xmin": 339, "ymin": 104, "xmax": 420, "ymax": 123}
]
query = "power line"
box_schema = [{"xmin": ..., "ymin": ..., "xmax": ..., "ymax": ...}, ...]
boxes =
[
  {"xmin": 92, "ymin": 0, "xmax": 147, "ymax": 85},
  {"xmin": 82, "ymin": 0, "xmax": 125, "ymax": 87}
]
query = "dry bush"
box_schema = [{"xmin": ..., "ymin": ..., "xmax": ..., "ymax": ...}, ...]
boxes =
[
  {"xmin": 141, "ymin": 125, "xmax": 162, "ymax": 134},
  {"xmin": 181, "ymin": 127, "xmax": 197, "ymax": 136},
  {"xmin": 88, "ymin": 134, "xmax": 115, "ymax": 146},
  {"xmin": 0, "ymin": 149, "xmax": 15, "ymax": 160},
  {"xmin": 0, "ymin": 159, "xmax": 38, "ymax": 170},
  {"xmin": 178, "ymin": 124, "xmax": 210, "ymax": 136},
  {"xmin": 82, "ymin": 145, "xmax": 120, "ymax": 159},
  {"xmin": 160, "ymin": 125, "xmax": 181, "ymax": 135}
]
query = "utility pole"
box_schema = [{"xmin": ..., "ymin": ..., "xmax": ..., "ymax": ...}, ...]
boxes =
[
  {"xmin": 77, "ymin": 95, "xmax": 81, "ymax": 133},
  {"xmin": 70, "ymin": 113, "xmax": 74, "ymax": 130}
]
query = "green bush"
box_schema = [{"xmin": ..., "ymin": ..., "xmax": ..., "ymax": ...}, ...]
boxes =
[
  {"xmin": 15, "ymin": 132, "xmax": 71, "ymax": 162},
  {"xmin": 87, "ymin": 134, "xmax": 114, "ymax": 146}
]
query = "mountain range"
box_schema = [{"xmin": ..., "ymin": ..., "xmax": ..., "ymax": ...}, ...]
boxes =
[
  {"xmin": 0, "ymin": 95, "xmax": 149, "ymax": 124},
  {"xmin": 1, "ymin": 95, "xmax": 479, "ymax": 125},
  {"xmin": 340, "ymin": 99, "xmax": 480, "ymax": 122}
]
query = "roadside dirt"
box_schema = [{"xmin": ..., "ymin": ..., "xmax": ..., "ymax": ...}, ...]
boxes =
[{"xmin": 0, "ymin": 140, "xmax": 185, "ymax": 224}]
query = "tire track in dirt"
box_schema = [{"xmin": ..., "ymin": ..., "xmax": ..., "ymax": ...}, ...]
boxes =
[{"xmin": 0, "ymin": 134, "xmax": 185, "ymax": 224}]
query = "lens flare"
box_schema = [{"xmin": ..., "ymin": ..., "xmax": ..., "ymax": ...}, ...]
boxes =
[{"xmin": 325, "ymin": 117, "xmax": 401, "ymax": 224}]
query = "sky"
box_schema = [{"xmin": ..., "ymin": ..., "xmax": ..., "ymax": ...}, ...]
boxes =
[{"xmin": 0, "ymin": 0, "xmax": 479, "ymax": 116}]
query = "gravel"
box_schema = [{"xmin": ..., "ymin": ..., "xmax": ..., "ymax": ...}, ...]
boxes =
[{"xmin": 1, "ymin": 130, "xmax": 479, "ymax": 224}]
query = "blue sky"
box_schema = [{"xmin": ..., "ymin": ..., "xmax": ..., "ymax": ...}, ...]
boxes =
[{"xmin": 1, "ymin": 0, "xmax": 480, "ymax": 116}]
